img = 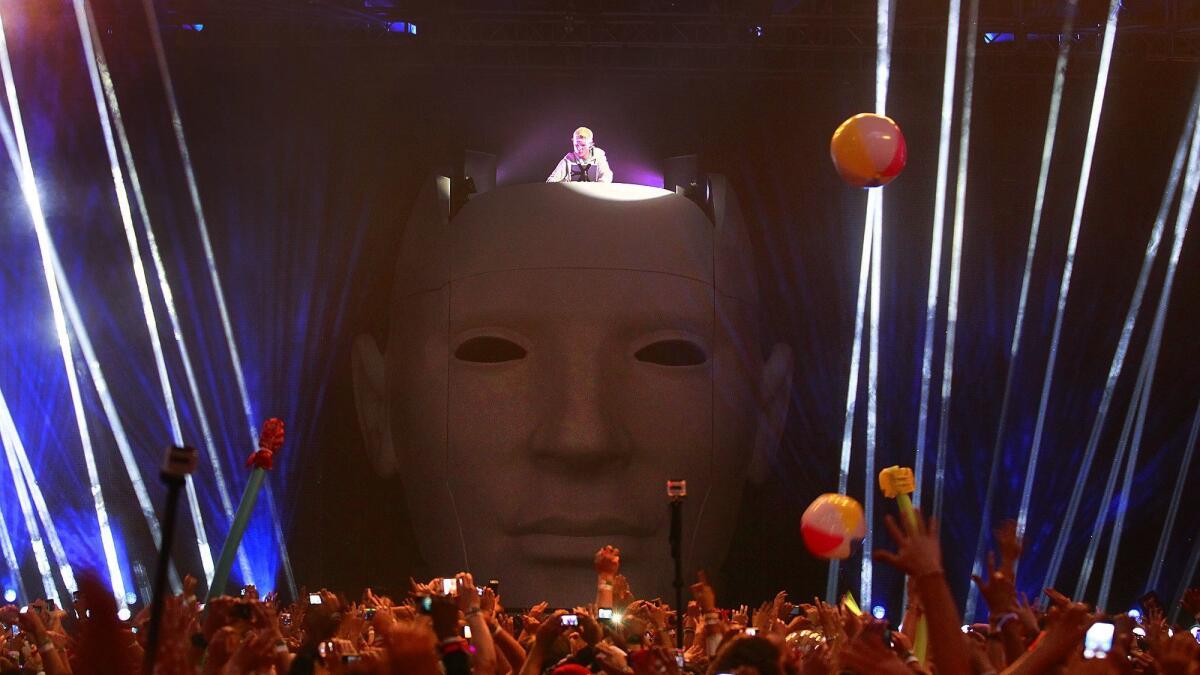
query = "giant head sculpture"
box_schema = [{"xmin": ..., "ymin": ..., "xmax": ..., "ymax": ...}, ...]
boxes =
[{"xmin": 353, "ymin": 179, "xmax": 792, "ymax": 604}]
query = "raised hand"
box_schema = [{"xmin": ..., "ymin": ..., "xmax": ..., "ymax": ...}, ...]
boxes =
[
  {"xmin": 1014, "ymin": 591, "xmax": 1039, "ymax": 636},
  {"xmin": 533, "ymin": 610, "xmax": 568, "ymax": 650},
  {"xmin": 731, "ymin": 604, "xmax": 749, "ymax": 627},
  {"xmin": 1042, "ymin": 587, "xmax": 1071, "ymax": 609},
  {"xmin": 222, "ymin": 629, "xmax": 280, "ymax": 673},
  {"xmin": 1143, "ymin": 603, "xmax": 1169, "ymax": 649},
  {"xmin": 528, "ymin": 601, "xmax": 549, "ymax": 622},
  {"xmin": 454, "ymin": 572, "xmax": 481, "ymax": 614},
  {"xmin": 994, "ymin": 520, "xmax": 1023, "ymax": 573},
  {"xmin": 613, "ymin": 574, "xmax": 634, "ymax": 607},
  {"xmin": 972, "ymin": 551, "xmax": 1017, "ymax": 616},
  {"xmin": 1181, "ymin": 587, "xmax": 1200, "ymax": 619},
  {"xmin": 1151, "ymin": 630, "xmax": 1200, "ymax": 675},
  {"xmin": 871, "ymin": 512, "xmax": 944, "ymax": 578},
  {"xmin": 572, "ymin": 606, "xmax": 604, "ymax": 646},
  {"xmin": 594, "ymin": 545, "xmax": 621, "ymax": 579},
  {"xmin": 1042, "ymin": 603, "xmax": 1091, "ymax": 656},
  {"xmin": 689, "ymin": 571, "xmax": 716, "ymax": 612},
  {"xmin": 480, "ymin": 587, "xmax": 498, "ymax": 618},
  {"xmin": 837, "ymin": 625, "xmax": 911, "ymax": 675}
]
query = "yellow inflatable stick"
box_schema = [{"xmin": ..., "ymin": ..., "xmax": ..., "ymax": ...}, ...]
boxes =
[
  {"xmin": 879, "ymin": 465, "xmax": 917, "ymax": 530},
  {"xmin": 878, "ymin": 465, "xmax": 927, "ymax": 664}
]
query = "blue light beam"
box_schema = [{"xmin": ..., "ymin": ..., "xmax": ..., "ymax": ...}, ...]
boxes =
[
  {"xmin": 0, "ymin": 6, "xmax": 127, "ymax": 611},
  {"xmin": 139, "ymin": 0, "xmax": 296, "ymax": 597},
  {"xmin": 1151, "ymin": 400, "xmax": 1200, "ymax": 600}
]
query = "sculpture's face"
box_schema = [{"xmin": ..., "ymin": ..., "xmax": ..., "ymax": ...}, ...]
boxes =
[{"xmin": 357, "ymin": 183, "xmax": 789, "ymax": 605}]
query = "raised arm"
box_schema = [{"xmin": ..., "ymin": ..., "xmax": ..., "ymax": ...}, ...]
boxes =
[{"xmin": 872, "ymin": 511, "xmax": 971, "ymax": 675}]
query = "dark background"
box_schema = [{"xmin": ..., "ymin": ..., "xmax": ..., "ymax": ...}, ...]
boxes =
[{"xmin": 1, "ymin": 0, "xmax": 1198, "ymax": 617}]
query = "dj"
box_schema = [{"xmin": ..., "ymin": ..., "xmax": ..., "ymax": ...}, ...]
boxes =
[{"xmin": 546, "ymin": 126, "xmax": 613, "ymax": 183}]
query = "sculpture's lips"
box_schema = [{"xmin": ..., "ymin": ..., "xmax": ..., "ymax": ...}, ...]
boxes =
[
  {"xmin": 512, "ymin": 533, "xmax": 644, "ymax": 566},
  {"xmin": 510, "ymin": 515, "xmax": 651, "ymax": 538}
]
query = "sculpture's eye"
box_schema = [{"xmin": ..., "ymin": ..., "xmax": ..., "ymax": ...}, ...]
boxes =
[
  {"xmin": 634, "ymin": 339, "xmax": 708, "ymax": 367},
  {"xmin": 454, "ymin": 336, "xmax": 527, "ymax": 363}
]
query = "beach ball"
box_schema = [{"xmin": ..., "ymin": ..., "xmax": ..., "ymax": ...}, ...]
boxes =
[
  {"xmin": 801, "ymin": 493, "xmax": 866, "ymax": 560},
  {"xmin": 830, "ymin": 113, "xmax": 907, "ymax": 188}
]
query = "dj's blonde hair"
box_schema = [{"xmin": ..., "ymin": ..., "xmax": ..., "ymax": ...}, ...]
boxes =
[{"xmin": 573, "ymin": 126, "xmax": 594, "ymax": 140}]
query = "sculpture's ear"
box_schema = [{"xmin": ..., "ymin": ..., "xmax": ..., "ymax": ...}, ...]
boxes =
[
  {"xmin": 352, "ymin": 334, "xmax": 399, "ymax": 476},
  {"xmin": 748, "ymin": 342, "xmax": 793, "ymax": 486}
]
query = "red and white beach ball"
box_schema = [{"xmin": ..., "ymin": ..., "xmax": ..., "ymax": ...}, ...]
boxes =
[{"xmin": 801, "ymin": 493, "xmax": 867, "ymax": 560}]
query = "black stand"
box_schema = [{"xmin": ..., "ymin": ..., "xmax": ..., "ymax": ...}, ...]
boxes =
[
  {"xmin": 143, "ymin": 449, "xmax": 192, "ymax": 667},
  {"xmin": 669, "ymin": 497, "xmax": 684, "ymax": 651}
]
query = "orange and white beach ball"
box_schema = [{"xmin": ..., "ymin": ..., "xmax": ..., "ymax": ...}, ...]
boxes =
[{"xmin": 830, "ymin": 113, "xmax": 907, "ymax": 188}]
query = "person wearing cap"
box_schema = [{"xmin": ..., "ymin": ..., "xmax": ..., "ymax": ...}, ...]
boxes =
[{"xmin": 546, "ymin": 127, "xmax": 613, "ymax": 183}]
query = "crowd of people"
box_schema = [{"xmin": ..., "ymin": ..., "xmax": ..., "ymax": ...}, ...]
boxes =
[{"xmin": 2, "ymin": 512, "xmax": 1198, "ymax": 674}]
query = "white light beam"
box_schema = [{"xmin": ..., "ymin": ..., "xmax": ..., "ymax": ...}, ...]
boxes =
[
  {"xmin": 0, "ymin": 7, "xmax": 126, "ymax": 611},
  {"xmin": 913, "ymin": 0, "xmax": 960, "ymax": 509},
  {"xmin": 1047, "ymin": 76, "xmax": 1200, "ymax": 598},
  {"xmin": 1097, "ymin": 110, "xmax": 1200, "ymax": 611}
]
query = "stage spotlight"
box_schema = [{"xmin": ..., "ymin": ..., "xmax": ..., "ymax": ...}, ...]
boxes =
[
  {"xmin": 117, "ymin": 607, "xmax": 131, "ymax": 621},
  {"xmin": 126, "ymin": 591, "xmax": 138, "ymax": 605},
  {"xmin": 752, "ymin": 25, "xmax": 764, "ymax": 38},
  {"xmin": 1128, "ymin": 608, "xmax": 1141, "ymax": 619},
  {"xmin": 2, "ymin": 590, "xmax": 14, "ymax": 603},
  {"xmin": 871, "ymin": 605, "xmax": 886, "ymax": 619}
]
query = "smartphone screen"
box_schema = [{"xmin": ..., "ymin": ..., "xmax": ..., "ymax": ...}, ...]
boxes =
[
  {"xmin": 597, "ymin": 608, "xmax": 613, "ymax": 620},
  {"xmin": 441, "ymin": 578, "xmax": 456, "ymax": 596},
  {"xmin": 561, "ymin": 614, "xmax": 579, "ymax": 627},
  {"xmin": 308, "ymin": 593, "xmax": 322, "ymax": 605},
  {"xmin": 1084, "ymin": 622, "xmax": 1115, "ymax": 659},
  {"xmin": 463, "ymin": 625, "xmax": 473, "ymax": 639},
  {"xmin": 419, "ymin": 596, "xmax": 433, "ymax": 613}
]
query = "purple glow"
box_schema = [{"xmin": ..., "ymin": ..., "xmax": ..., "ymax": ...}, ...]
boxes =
[{"xmin": 618, "ymin": 164, "xmax": 664, "ymax": 188}]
